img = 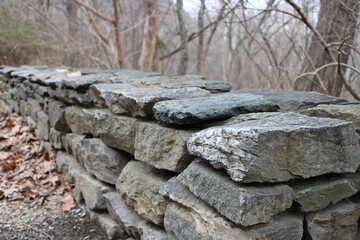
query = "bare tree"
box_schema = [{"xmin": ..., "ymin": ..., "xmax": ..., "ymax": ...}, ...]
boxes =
[
  {"xmin": 196, "ymin": 0, "xmax": 206, "ymax": 75},
  {"xmin": 176, "ymin": 0, "xmax": 188, "ymax": 75}
]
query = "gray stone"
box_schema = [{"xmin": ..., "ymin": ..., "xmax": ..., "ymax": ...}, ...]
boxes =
[
  {"xmin": 76, "ymin": 170, "xmax": 113, "ymax": 210},
  {"xmin": 27, "ymin": 98, "xmax": 42, "ymax": 121},
  {"xmin": 116, "ymin": 161, "xmax": 171, "ymax": 226},
  {"xmin": 79, "ymin": 138, "xmax": 132, "ymax": 185},
  {"xmin": 91, "ymin": 84, "xmax": 211, "ymax": 117},
  {"xmin": 103, "ymin": 192, "xmax": 143, "ymax": 239},
  {"xmin": 55, "ymin": 151, "xmax": 83, "ymax": 183},
  {"xmin": 62, "ymin": 133, "xmax": 86, "ymax": 160},
  {"xmin": 81, "ymin": 68, "xmax": 135, "ymax": 76},
  {"xmin": 291, "ymin": 176, "xmax": 359, "ymax": 212},
  {"xmin": 131, "ymin": 75, "xmax": 206, "ymax": 87},
  {"xmin": 109, "ymin": 71, "xmax": 161, "ymax": 83},
  {"xmin": 187, "ymin": 112, "xmax": 360, "ymax": 183},
  {"xmin": 160, "ymin": 80, "xmax": 232, "ymax": 93},
  {"xmin": 35, "ymin": 111, "xmax": 49, "ymax": 140},
  {"xmin": 64, "ymin": 106, "xmax": 93, "ymax": 135},
  {"xmin": 177, "ymin": 160, "xmax": 293, "ymax": 226},
  {"xmin": 138, "ymin": 222, "xmax": 168, "ymax": 240},
  {"xmin": 62, "ymin": 73, "xmax": 112, "ymax": 89},
  {"xmin": 306, "ymin": 200, "xmax": 360, "ymax": 240},
  {"xmin": 235, "ymin": 89, "xmax": 346, "ymax": 111},
  {"xmin": 303, "ymin": 104, "xmax": 360, "ymax": 128},
  {"xmin": 134, "ymin": 122, "xmax": 193, "ymax": 172},
  {"xmin": 19, "ymin": 100, "xmax": 29, "ymax": 116},
  {"xmin": 161, "ymin": 178, "xmax": 303, "ymax": 240},
  {"xmin": 87, "ymin": 209, "xmax": 128, "ymax": 240},
  {"xmin": 25, "ymin": 116, "xmax": 37, "ymax": 129},
  {"xmin": 153, "ymin": 93, "xmax": 279, "ymax": 125},
  {"xmin": 49, "ymin": 128, "xmax": 66, "ymax": 149},
  {"xmin": 48, "ymin": 100, "xmax": 70, "ymax": 131}
]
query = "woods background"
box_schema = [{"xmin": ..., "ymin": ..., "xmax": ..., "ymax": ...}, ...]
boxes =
[{"xmin": 0, "ymin": 0, "xmax": 359, "ymax": 99}]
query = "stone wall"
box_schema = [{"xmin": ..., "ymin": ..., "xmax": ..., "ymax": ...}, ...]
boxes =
[{"xmin": 1, "ymin": 65, "xmax": 360, "ymax": 240}]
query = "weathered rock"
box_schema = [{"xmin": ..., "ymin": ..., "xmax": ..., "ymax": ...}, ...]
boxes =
[
  {"xmin": 91, "ymin": 84, "xmax": 211, "ymax": 117},
  {"xmin": 103, "ymin": 192, "xmax": 144, "ymax": 239},
  {"xmin": 64, "ymin": 106, "xmax": 93, "ymax": 135},
  {"xmin": 109, "ymin": 71, "xmax": 160, "ymax": 83},
  {"xmin": 131, "ymin": 75, "xmax": 205, "ymax": 87},
  {"xmin": 134, "ymin": 122, "xmax": 193, "ymax": 172},
  {"xmin": 187, "ymin": 112, "xmax": 360, "ymax": 183},
  {"xmin": 153, "ymin": 93, "xmax": 279, "ymax": 125},
  {"xmin": 35, "ymin": 111, "xmax": 49, "ymax": 140},
  {"xmin": 27, "ymin": 98, "xmax": 42, "ymax": 121},
  {"xmin": 25, "ymin": 116, "xmax": 37, "ymax": 129},
  {"xmin": 235, "ymin": 89, "xmax": 346, "ymax": 111},
  {"xmin": 55, "ymin": 151, "xmax": 84, "ymax": 184},
  {"xmin": 291, "ymin": 175, "xmax": 359, "ymax": 212},
  {"xmin": 160, "ymin": 79, "xmax": 232, "ymax": 93},
  {"xmin": 87, "ymin": 209, "xmax": 128, "ymax": 240},
  {"xmin": 161, "ymin": 178, "xmax": 303, "ymax": 240},
  {"xmin": 177, "ymin": 160, "xmax": 293, "ymax": 226},
  {"xmin": 138, "ymin": 222, "xmax": 168, "ymax": 240},
  {"xmin": 48, "ymin": 100, "xmax": 70, "ymax": 131},
  {"xmin": 79, "ymin": 138, "xmax": 132, "ymax": 185},
  {"xmin": 62, "ymin": 73, "xmax": 112, "ymax": 89},
  {"xmin": 303, "ymin": 104, "xmax": 360, "ymax": 128},
  {"xmin": 19, "ymin": 100, "xmax": 29, "ymax": 116},
  {"xmin": 116, "ymin": 161, "xmax": 171, "ymax": 226},
  {"xmin": 76, "ymin": 170, "xmax": 113, "ymax": 210},
  {"xmin": 49, "ymin": 128, "xmax": 66, "ymax": 149},
  {"xmin": 81, "ymin": 68, "xmax": 136, "ymax": 76},
  {"xmin": 306, "ymin": 200, "xmax": 360, "ymax": 240},
  {"xmin": 61, "ymin": 133, "xmax": 86, "ymax": 160}
]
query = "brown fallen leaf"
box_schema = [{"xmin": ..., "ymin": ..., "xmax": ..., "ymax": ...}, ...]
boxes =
[
  {"xmin": 2, "ymin": 159, "xmax": 16, "ymax": 171},
  {"xmin": 60, "ymin": 192, "xmax": 75, "ymax": 211}
]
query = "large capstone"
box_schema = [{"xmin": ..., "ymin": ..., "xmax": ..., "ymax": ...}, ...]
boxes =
[{"xmin": 187, "ymin": 112, "xmax": 360, "ymax": 183}]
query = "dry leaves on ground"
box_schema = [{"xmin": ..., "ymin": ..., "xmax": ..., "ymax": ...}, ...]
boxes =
[{"xmin": 0, "ymin": 112, "xmax": 74, "ymax": 210}]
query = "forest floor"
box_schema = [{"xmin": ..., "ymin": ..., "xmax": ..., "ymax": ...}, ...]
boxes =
[{"xmin": 0, "ymin": 112, "xmax": 107, "ymax": 240}]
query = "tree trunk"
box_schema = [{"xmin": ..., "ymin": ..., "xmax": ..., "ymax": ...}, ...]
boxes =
[
  {"xmin": 66, "ymin": 0, "xmax": 78, "ymax": 38},
  {"xmin": 294, "ymin": 0, "xmax": 358, "ymax": 96},
  {"xmin": 113, "ymin": 0, "xmax": 125, "ymax": 68},
  {"xmin": 196, "ymin": 0, "xmax": 205, "ymax": 75},
  {"xmin": 139, "ymin": 0, "xmax": 159, "ymax": 72},
  {"xmin": 176, "ymin": 0, "xmax": 188, "ymax": 75}
]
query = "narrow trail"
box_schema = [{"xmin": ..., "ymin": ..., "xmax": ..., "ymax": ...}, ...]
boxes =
[{"xmin": 0, "ymin": 112, "xmax": 107, "ymax": 240}]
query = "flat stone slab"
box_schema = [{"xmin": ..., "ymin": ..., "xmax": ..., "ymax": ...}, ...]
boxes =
[
  {"xmin": 235, "ymin": 89, "xmax": 347, "ymax": 111},
  {"xmin": 160, "ymin": 80, "xmax": 232, "ymax": 93},
  {"xmin": 291, "ymin": 175, "xmax": 359, "ymax": 212},
  {"xmin": 131, "ymin": 75, "xmax": 205, "ymax": 87},
  {"xmin": 79, "ymin": 138, "xmax": 132, "ymax": 185},
  {"xmin": 187, "ymin": 112, "xmax": 360, "ymax": 183},
  {"xmin": 161, "ymin": 178, "xmax": 303, "ymax": 240},
  {"xmin": 62, "ymin": 73, "xmax": 113, "ymax": 89},
  {"xmin": 303, "ymin": 104, "xmax": 360, "ymax": 128},
  {"xmin": 109, "ymin": 71, "xmax": 160, "ymax": 83},
  {"xmin": 116, "ymin": 161, "xmax": 171, "ymax": 226},
  {"xmin": 91, "ymin": 84, "xmax": 211, "ymax": 117},
  {"xmin": 177, "ymin": 160, "xmax": 293, "ymax": 226},
  {"xmin": 153, "ymin": 93, "xmax": 279, "ymax": 125},
  {"xmin": 134, "ymin": 122, "xmax": 194, "ymax": 172},
  {"xmin": 306, "ymin": 200, "xmax": 360, "ymax": 240}
]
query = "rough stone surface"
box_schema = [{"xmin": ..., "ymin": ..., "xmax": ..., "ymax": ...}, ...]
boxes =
[
  {"xmin": 161, "ymin": 178, "xmax": 303, "ymax": 240},
  {"xmin": 62, "ymin": 133, "xmax": 86, "ymax": 160},
  {"xmin": 109, "ymin": 71, "xmax": 160, "ymax": 83},
  {"xmin": 62, "ymin": 73, "xmax": 112, "ymax": 89},
  {"xmin": 235, "ymin": 89, "xmax": 346, "ymax": 111},
  {"xmin": 131, "ymin": 75, "xmax": 205, "ymax": 87},
  {"xmin": 64, "ymin": 106, "xmax": 93, "ymax": 135},
  {"xmin": 177, "ymin": 160, "xmax": 293, "ymax": 226},
  {"xmin": 55, "ymin": 151, "xmax": 79, "ymax": 183},
  {"xmin": 35, "ymin": 111, "xmax": 49, "ymax": 140},
  {"xmin": 187, "ymin": 112, "xmax": 360, "ymax": 183},
  {"xmin": 160, "ymin": 79, "xmax": 231, "ymax": 93},
  {"xmin": 76, "ymin": 170, "xmax": 113, "ymax": 210},
  {"xmin": 138, "ymin": 222, "xmax": 168, "ymax": 240},
  {"xmin": 103, "ymin": 192, "xmax": 143, "ymax": 239},
  {"xmin": 116, "ymin": 161, "xmax": 171, "ymax": 226},
  {"xmin": 306, "ymin": 200, "xmax": 360, "ymax": 240},
  {"xmin": 291, "ymin": 175, "xmax": 359, "ymax": 212},
  {"xmin": 25, "ymin": 116, "xmax": 37, "ymax": 129},
  {"xmin": 49, "ymin": 128, "xmax": 65, "ymax": 149},
  {"xmin": 303, "ymin": 104, "xmax": 360, "ymax": 128},
  {"xmin": 87, "ymin": 209, "xmax": 128, "ymax": 240},
  {"xmin": 48, "ymin": 100, "xmax": 70, "ymax": 131},
  {"xmin": 79, "ymin": 138, "xmax": 132, "ymax": 185},
  {"xmin": 91, "ymin": 84, "xmax": 211, "ymax": 117},
  {"xmin": 27, "ymin": 98, "xmax": 42, "ymax": 121},
  {"xmin": 153, "ymin": 93, "xmax": 279, "ymax": 125},
  {"xmin": 134, "ymin": 122, "xmax": 193, "ymax": 172}
]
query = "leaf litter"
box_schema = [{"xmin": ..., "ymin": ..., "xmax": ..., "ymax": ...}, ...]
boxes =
[{"xmin": 0, "ymin": 112, "xmax": 74, "ymax": 210}]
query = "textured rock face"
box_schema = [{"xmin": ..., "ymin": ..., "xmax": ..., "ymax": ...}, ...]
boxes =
[
  {"xmin": 187, "ymin": 113, "xmax": 360, "ymax": 183},
  {"xmin": 79, "ymin": 138, "xmax": 132, "ymax": 185},
  {"xmin": 160, "ymin": 80, "xmax": 232, "ymax": 93},
  {"xmin": 48, "ymin": 100, "xmax": 70, "ymax": 131},
  {"xmin": 291, "ymin": 176, "xmax": 359, "ymax": 212},
  {"xmin": 303, "ymin": 104, "xmax": 360, "ymax": 128},
  {"xmin": 27, "ymin": 98, "xmax": 42, "ymax": 121},
  {"xmin": 65, "ymin": 106, "xmax": 92, "ymax": 135},
  {"xmin": 62, "ymin": 133, "xmax": 86, "ymax": 160},
  {"xmin": 91, "ymin": 84, "xmax": 211, "ymax": 117},
  {"xmin": 153, "ymin": 93, "xmax": 279, "ymax": 125},
  {"xmin": 103, "ymin": 192, "xmax": 143, "ymax": 239},
  {"xmin": 116, "ymin": 161, "xmax": 171, "ymax": 226},
  {"xmin": 306, "ymin": 200, "xmax": 360, "ymax": 240},
  {"xmin": 161, "ymin": 178, "xmax": 303, "ymax": 240},
  {"xmin": 49, "ymin": 128, "xmax": 65, "ymax": 149},
  {"xmin": 134, "ymin": 122, "xmax": 193, "ymax": 172},
  {"xmin": 235, "ymin": 89, "xmax": 346, "ymax": 111},
  {"xmin": 35, "ymin": 111, "xmax": 49, "ymax": 140},
  {"xmin": 177, "ymin": 160, "xmax": 293, "ymax": 226},
  {"xmin": 62, "ymin": 73, "xmax": 112, "ymax": 89}
]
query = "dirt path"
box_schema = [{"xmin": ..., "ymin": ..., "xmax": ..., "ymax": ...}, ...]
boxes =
[{"xmin": 0, "ymin": 113, "xmax": 108, "ymax": 240}]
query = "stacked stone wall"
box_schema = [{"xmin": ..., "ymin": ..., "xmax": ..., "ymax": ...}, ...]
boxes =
[{"xmin": 1, "ymin": 65, "xmax": 360, "ymax": 240}]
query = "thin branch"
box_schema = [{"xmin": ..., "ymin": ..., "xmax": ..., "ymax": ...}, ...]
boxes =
[
  {"xmin": 86, "ymin": 10, "xmax": 110, "ymax": 45},
  {"xmin": 73, "ymin": 0, "xmax": 115, "ymax": 23}
]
